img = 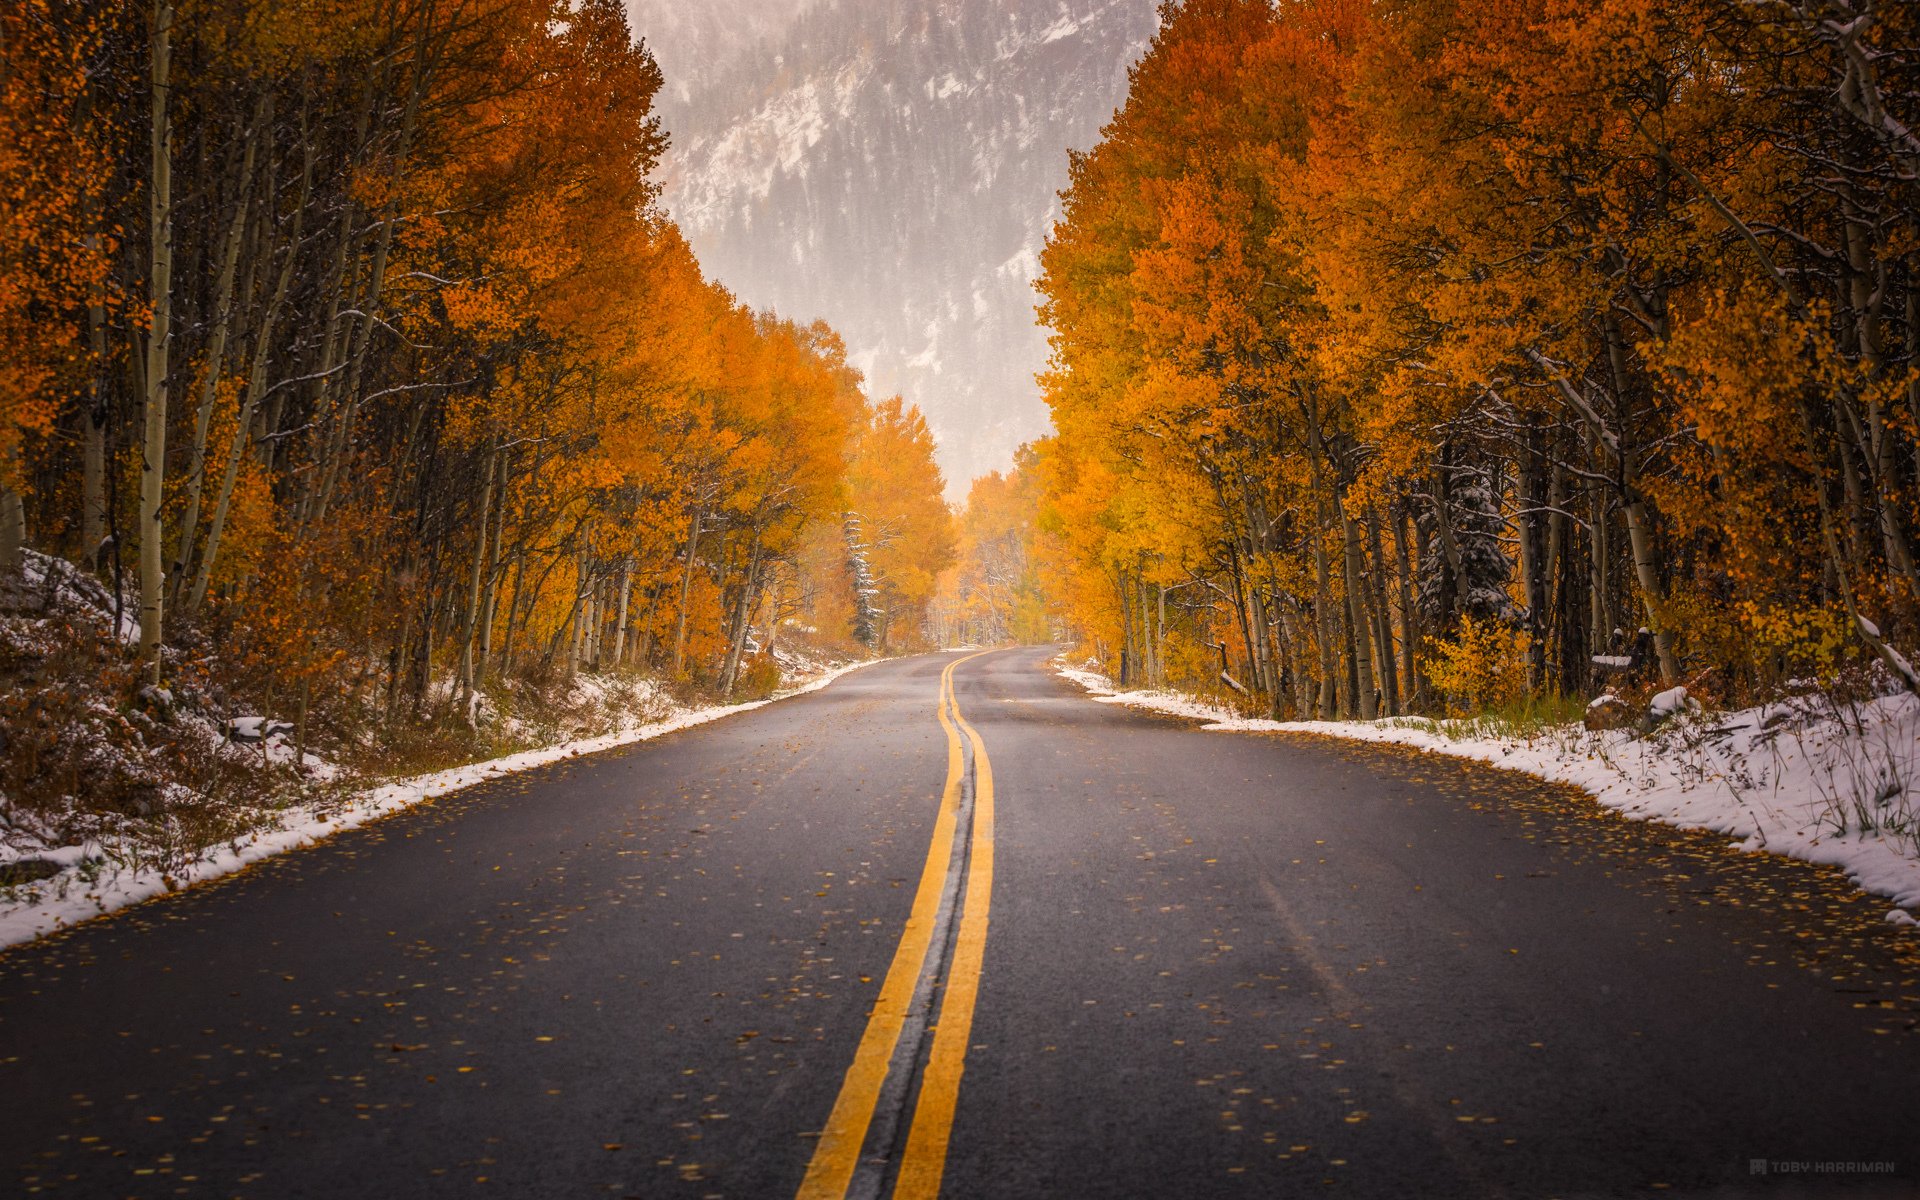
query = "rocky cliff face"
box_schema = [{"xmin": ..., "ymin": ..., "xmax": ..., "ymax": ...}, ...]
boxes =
[{"xmin": 626, "ymin": 0, "xmax": 1158, "ymax": 493}]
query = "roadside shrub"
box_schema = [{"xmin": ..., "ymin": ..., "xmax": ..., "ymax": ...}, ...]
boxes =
[
  {"xmin": 737, "ymin": 654, "xmax": 783, "ymax": 701},
  {"xmin": 1423, "ymin": 616, "xmax": 1528, "ymax": 715}
]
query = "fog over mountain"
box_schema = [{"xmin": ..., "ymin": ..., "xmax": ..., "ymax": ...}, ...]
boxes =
[{"xmin": 625, "ymin": 0, "xmax": 1159, "ymax": 496}]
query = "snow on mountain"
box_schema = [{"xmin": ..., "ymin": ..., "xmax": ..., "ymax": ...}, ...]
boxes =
[
  {"xmin": 627, "ymin": 0, "xmax": 819, "ymax": 104},
  {"xmin": 626, "ymin": 0, "xmax": 1159, "ymax": 495}
]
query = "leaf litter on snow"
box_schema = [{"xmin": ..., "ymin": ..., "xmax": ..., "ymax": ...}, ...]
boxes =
[
  {"xmin": 1055, "ymin": 655, "xmax": 1920, "ymax": 918},
  {"xmin": 0, "ymin": 550, "xmax": 880, "ymax": 949}
]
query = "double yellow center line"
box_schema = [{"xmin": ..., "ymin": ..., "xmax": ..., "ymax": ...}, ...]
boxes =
[{"xmin": 797, "ymin": 652, "xmax": 997, "ymax": 1200}]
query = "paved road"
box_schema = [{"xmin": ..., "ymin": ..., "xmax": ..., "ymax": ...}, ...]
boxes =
[{"xmin": 2, "ymin": 649, "xmax": 1916, "ymax": 1198}]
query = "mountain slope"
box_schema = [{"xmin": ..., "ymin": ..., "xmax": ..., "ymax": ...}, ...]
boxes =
[{"xmin": 628, "ymin": 0, "xmax": 1158, "ymax": 493}]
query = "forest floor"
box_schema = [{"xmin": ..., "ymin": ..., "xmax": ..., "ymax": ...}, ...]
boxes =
[
  {"xmin": 1055, "ymin": 655, "xmax": 1920, "ymax": 921},
  {"xmin": 0, "ymin": 550, "xmax": 876, "ymax": 947}
]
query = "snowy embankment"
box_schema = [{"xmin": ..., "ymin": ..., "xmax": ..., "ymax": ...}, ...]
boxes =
[
  {"xmin": 0, "ymin": 657, "xmax": 875, "ymax": 949},
  {"xmin": 1055, "ymin": 658, "xmax": 1920, "ymax": 921}
]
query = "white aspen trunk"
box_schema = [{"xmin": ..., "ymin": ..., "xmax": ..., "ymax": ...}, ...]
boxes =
[
  {"xmin": 592, "ymin": 579, "xmax": 606, "ymax": 668},
  {"xmin": 1280, "ymin": 605, "xmax": 1313, "ymax": 718},
  {"xmin": 671, "ymin": 504, "xmax": 704, "ymax": 676},
  {"xmin": 1393, "ymin": 503, "xmax": 1421, "ymax": 708},
  {"xmin": 1545, "ymin": 466, "xmax": 1566, "ymax": 690},
  {"xmin": 1136, "ymin": 576, "xmax": 1152, "ymax": 687},
  {"xmin": 1339, "ymin": 503, "xmax": 1378, "ymax": 720},
  {"xmin": 310, "ymin": 43, "xmax": 431, "ymax": 525},
  {"xmin": 1594, "ymin": 316, "xmax": 1677, "ymax": 683},
  {"xmin": 721, "ymin": 538, "xmax": 762, "ymax": 696},
  {"xmin": 1430, "ymin": 468, "xmax": 1470, "ymax": 619},
  {"xmin": 501, "ymin": 551, "xmax": 527, "ymax": 675},
  {"xmin": 1310, "ymin": 504, "xmax": 1338, "ymax": 718},
  {"xmin": 478, "ymin": 452, "xmax": 507, "ymax": 678},
  {"xmin": 1363, "ymin": 508, "xmax": 1400, "ymax": 715},
  {"xmin": 171, "ymin": 101, "xmax": 260, "ymax": 595},
  {"xmin": 1155, "ymin": 582, "xmax": 1167, "ymax": 688},
  {"xmin": 190, "ymin": 106, "xmax": 310, "ymax": 616},
  {"xmin": 138, "ymin": 0, "xmax": 174, "ymax": 683},
  {"xmin": 580, "ymin": 578, "xmax": 596, "ymax": 671},
  {"xmin": 567, "ymin": 550, "xmax": 586, "ymax": 678},
  {"xmin": 762, "ymin": 576, "xmax": 781, "ymax": 659},
  {"xmin": 611, "ymin": 560, "xmax": 632, "ymax": 669},
  {"xmin": 1589, "ymin": 467, "xmax": 1610, "ymax": 658},
  {"xmin": 1841, "ymin": 225, "xmax": 1920, "ymax": 597},
  {"xmin": 1622, "ymin": 499, "xmax": 1680, "ymax": 683},
  {"xmin": 457, "ymin": 450, "xmax": 496, "ymax": 704}
]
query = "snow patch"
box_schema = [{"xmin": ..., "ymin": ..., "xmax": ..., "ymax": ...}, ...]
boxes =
[
  {"xmin": 1054, "ymin": 656, "xmax": 1920, "ymax": 914},
  {"xmin": 997, "ymin": 246, "xmax": 1040, "ymax": 282},
  {"xmin": 14, "ymin": 550, "xmax": 139, "ymax": 644},
  {"xmin": 1039, "ymin": 15, "xmax": 1082, "ymax": 43},
  {"xmin": 0, "ymin": 658, "xmax": 880, "ymax": 949}
]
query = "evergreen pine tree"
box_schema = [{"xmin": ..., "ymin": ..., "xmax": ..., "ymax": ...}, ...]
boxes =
[
  {"xmin": 843, "ymin": 513, "xmax": 883, "ymax": 648},
  {"xmin": 1418, "ymin": 468, "xmax": 1515, "ymax": 631}
]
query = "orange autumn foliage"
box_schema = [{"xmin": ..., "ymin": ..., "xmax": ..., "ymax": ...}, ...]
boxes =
[
  {"xmin": 2, "ymin": 0, "xmax": 954, "ymax": 746},
  {"xmin": 1023, "ymin": 0, "xmax": 1920, "ymax": 715}
]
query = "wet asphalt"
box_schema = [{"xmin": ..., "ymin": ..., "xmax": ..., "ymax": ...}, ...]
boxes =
[{"xmin": 2, "ymin": 648, "xmax": 1916, "ymax": 1199}]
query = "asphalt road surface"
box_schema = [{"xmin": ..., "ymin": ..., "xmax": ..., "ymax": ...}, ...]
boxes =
[{"xmin": 3, "ymin": 648, "xmax": 1917, "ymax": 1199}]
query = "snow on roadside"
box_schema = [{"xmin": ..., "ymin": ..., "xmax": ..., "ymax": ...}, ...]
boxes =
[
  {"xmin": 0, "ymin": 657, "xmax": 877, "ymax": 949},
  {"xmin": 1054, "ymin": 657, "xmax": 1920, "ymax": 917},
  {"xmin": 12, "ymin": 550, "xmax": 139, "ymax": 643}
]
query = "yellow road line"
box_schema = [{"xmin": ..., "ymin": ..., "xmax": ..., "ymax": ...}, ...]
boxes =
[
  {"xmin": 894, "ymin": 664, "xmax": 996, "ymax": 1198},
  {"xmin": 795, "ymin": 653, "xmax": 988, "ymax": 1200}
]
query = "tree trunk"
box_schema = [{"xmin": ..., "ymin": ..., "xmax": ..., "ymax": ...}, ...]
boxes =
[
  {"xmin": 721, "ymin": 534, "xmax": 764, "ymax": 695},
  {"xmin": 1544, "ymin": 465, "xmax": 1567, "ymax": 691},
  {"xmin": 309, "ymin": 44, "xmax": 432, "ymax": 525},
  {"xmin": 567, "ymin": 550, "xmax": 588, "ymax": 677},
  {"xmin": 762, "ymin": 575, "xmax": 781, "ymax": 659},
  {"xmin": 1430, "ymin": 466, "xmax": 1469, "ymax": 621},
  {"xmin": 456, "ymin": 448, "xmax": 496, "ymax": 705},
  {"xmin": 1310, "ymin": 506, "xmax": 1337, "ymax": 718},
  {"xmin": 1339, "ymin": 501, "xmax": 1378, "ymax": 720},
  {"xmin": 1275, "ymin": 605, "xmax": 1304, "ymax": 718},
  {"xmin": 0, "ymin": 478, "xmax": 23, "ymax": 579},
  {"xmin": 1136, "ymin": 576, "xmax": 1152, "ymax": 687},
  {"xmin": 189, "ymin": 103, "xmax": 313, "ymax": 616},
  {"xmin": 1622, "ymin": 499, "xmax": 1679, "ymax": 683},
  {"xmin": 81, "ymin": 261, "xmax": 109, "ymax": 570},
  {"xmin": 611, "ymin": 558, "xmax": 632, "ymax": 669},
  {"xmin": 671, "ymin": 504, "xmax": 705, "ymax": 676},
  {"xmin": 1364, "ymin": 503, "xmax": 1400, "ymax": 715},
  {"xmin": 500, "ymin": 550, "xmax": 526, "ymax": 675},
  {"xmin": 171, "ymin": 97, "xmax": 262, "ymax": 599},
  {"xmin": 1842, "ymin": 220, "xmax": 1919, "ymax": 608},
  {"xmin": 1155, "ymin": 583, "xmax": 1167, "ymax": 689},
  {"xmin": 478, "ymin": 452, "xmax": 507, "ymax": 679},
  {"xmin": 1518, "ymin": 427, "xmax": 1549, "ymax": 690},
  {"xmin": 295, "ymin": 678, "xmax": 310, "ymax": 774},
  {"xmin": 138, "ymin": 0, "xmax": 175, "ymax": 684},
  {"xmin": 1588, "ymin": 459, "xmax": 1610, "ymax": 660},
  {"xmin": 1393, "ymin": 501, "xmax": 1422, "ymax": 709}
]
